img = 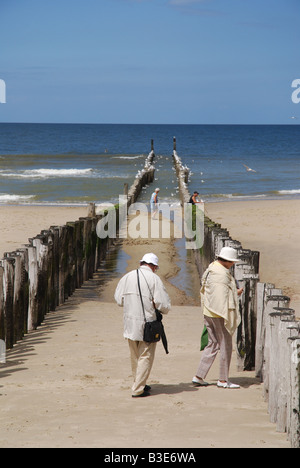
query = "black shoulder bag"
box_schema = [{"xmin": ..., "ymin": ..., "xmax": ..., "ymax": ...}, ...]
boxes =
[{"xmin": 136, "ymin": 269, "xmax": 169, "ymax": 354}]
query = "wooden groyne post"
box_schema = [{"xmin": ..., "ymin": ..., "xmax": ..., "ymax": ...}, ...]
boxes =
[
  {"xmin": 255, "ymin": 284, "xmax": 300, "ymax": 447},
  {"xmin": 172, "ymin": 142, "xmax": 190, "ymax": 205},
  {"xmin": 126, "ymin": 148, "xmax": 155, "ymax": 208}
]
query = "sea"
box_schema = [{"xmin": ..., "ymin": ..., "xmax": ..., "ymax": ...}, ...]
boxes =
[{"xmin": 0, "ymin": 123, "xmax": 299, "ymax": 206}]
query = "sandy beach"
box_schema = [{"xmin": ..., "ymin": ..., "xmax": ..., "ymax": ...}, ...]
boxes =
[
  {"xmin": 0, "ymin": 205, "xmax": 88, "ymax": 259},
  {"xmin": 205, "ymin": 199, "xmax": 300, "ymax": 317},
  {"xmin": 0, "ymin": 199, "xmax": 296, "ymax": 448},
  {"xmin": 0, "ymin": 200, "xmax": 298, "ymax": 314}
]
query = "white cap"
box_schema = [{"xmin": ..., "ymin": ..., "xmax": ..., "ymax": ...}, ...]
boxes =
[
  {"xmin": 217, "ymin": 247, "xmax": 240, "ymax": 262},
  {"xmin": 155, "ymin": 188, "xmax": 160, "ymax": 192},
  {"xmin": 140, "ymin": 253, "xmax": 159, "ymax": 266}
]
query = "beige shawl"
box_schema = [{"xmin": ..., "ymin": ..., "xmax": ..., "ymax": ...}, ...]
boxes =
[{"xmin": 200, "ymin": 261, "xmax": 241, "ymax": 336}]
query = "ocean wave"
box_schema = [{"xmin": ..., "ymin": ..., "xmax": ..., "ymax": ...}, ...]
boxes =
[
  {"xmin": 23, "ymin": 168, "xmax": 94, "ymax": 178},
  {"xmin": 206, "ymin": 193, "xmax": 267, "ymax": 200},
  {"xmin": 203, "ymin": 190, "xmax": 300, "ymax": 201},
  {"xmin": 0, "ymin": 168, "xmax": 94, "ymax": 179},
  {"xmin": 31, "ymin": 168, "xmax": 92, "ymax": 175},
  {"xmin": 112, "ymin": 155, "xmax": 144, "ymax": 160},
  {"xmin": 0, "ymin": 168, "xmax": 133, "ymax": 180},
  {"xmin": 0, "ymin": 194, "xmax": 35, "ymax": 202},
  {"xmin": 226, "ymin": 193, "xmax": 267, "ymax": 199},
  {"xmin": 277, "ymin": 189, "xmax": 300, "ymax": 195}
]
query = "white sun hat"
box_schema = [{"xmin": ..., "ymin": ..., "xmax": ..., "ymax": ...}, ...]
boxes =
[
  {"xmin": 217, "ymin": 247, "xmax": 240, "ymax": 262},
  {"xmin": 140, "ymin": 253, "xmax": 159, "ymax": 266}
]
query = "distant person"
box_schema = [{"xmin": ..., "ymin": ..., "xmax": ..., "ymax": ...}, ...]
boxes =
[
  {"xmin": 150, "ymin": 188, "xmax": 160, "ymax": 219},
  {"xmin": 114, "ymin": 253, "xmax": 171, "ymax": 398},
  {"xmin": 192, "ymin": 247, "xmax": 243, "ymax": 389},
  {"xmin": 189, "ymin": 191, "xmax": 203, "ymax": 205}
]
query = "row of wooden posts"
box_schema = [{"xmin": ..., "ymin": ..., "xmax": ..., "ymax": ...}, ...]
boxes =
[
  {"xmin": 0, "ymin": 149, "xmax": 155, "ymax": 352},
  {"xmin": 172, "ymin": 147, "xmax": 300, "ymax": 448}
]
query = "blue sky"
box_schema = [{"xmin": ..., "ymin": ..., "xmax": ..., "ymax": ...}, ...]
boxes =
[{"xmin": 0, "ymin": 0, "xmax": 299, "ymax": 124}]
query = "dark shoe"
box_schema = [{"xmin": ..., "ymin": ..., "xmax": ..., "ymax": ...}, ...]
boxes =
[
  {"xmin": 144, "ymin": 385, "xmax": 151, "ymax": 392},
  {"xmin": 132, "ymin": 391, "xmax": 150, "ymax": 398}
]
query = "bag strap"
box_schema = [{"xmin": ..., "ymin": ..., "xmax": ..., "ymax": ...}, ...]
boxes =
[
  {"xmin": 201, "ymin": 270, "xmax": 210, "ymax": 293},
  {"xmin": 138, "ymin": 270, "xmax": 169, "ymax": 354},
  {"xmin": 138, "ymin": 268, "xmax": 154, "ymax": 302},
  {"xmin": 137, "ymin": 269, "xmax": 147, "ymax": 323},
  {"xmin": 139, "ymin": 268, "xmax": 163, "ymax": 321}
]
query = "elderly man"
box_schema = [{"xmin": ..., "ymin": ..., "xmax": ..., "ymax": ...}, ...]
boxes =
[
  {"xmin": 192, "ymin": 247, "xmax": 243, "ymax": 389},
  {"xmin": 114, "ymin": 253, "xmax": 171, "ymax": 398}
]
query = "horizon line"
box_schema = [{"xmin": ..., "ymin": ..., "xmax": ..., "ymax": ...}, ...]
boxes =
[{"xmin": 0, "ymin": 121, "xmax": 298, "ymax": 126}]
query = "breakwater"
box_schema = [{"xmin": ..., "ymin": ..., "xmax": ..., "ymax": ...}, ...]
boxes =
[{"xmin": 172, "ymin": 145, "xmax": 300, "ymax": 448}]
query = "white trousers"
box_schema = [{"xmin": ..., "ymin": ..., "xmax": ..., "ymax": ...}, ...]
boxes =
[{"xmin": 128, "ymin": 339, "xmax": 157, "ymax": 396}]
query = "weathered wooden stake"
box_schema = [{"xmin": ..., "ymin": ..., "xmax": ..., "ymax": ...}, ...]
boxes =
[
  {"xmin": 287, "ymin": 336, "xmax": 300, "ymax": 448},
  {"xmin": 88, "ymin": 203, "xmax": 96, "ymax": 217}
]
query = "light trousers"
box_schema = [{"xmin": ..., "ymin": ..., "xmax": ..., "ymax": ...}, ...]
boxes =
[
  {"xmin": 196, "ymin": 316, "xmax": 233, "ymax": 382},
  {"xmin": 128, "ymin": 339, "xmax": 157, "ymax": 396}
]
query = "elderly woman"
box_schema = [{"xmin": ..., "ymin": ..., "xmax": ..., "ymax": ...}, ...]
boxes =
[{"xmin": 193, "ymin": 247, "xmax": 243, "ymax": 389}]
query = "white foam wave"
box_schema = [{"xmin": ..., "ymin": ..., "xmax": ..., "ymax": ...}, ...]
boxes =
[
  {"xmin": 112, "ymin": 155, "xmax": 144, "ymax": 160},
  {"xmin": 225, "ymin": 193, "xmax": 267, "ymax": 199},
  {"xmin": 0, "ymin": 194, "xmax": 35, "ymax": 202},
  {"xmin": 0, "ymin": 168, "xmax": 94, "ymax": 179},
  {"xmin": 206, "ymin": 193, "xmax": 267, "ymax": 200},
  {"xmin": 24, "ymin": 168, "xmax": 94, "ymax": 178},
  {"xmin": 0, "ymin": 168, "xmax": 133, "ymax": 180},
  {"xmin": 278, "ymin": 189, "xmax": 300, "ymax": 195}
]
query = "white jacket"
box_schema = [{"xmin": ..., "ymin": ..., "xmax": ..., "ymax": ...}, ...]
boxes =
[{"xmin": 114, "ymin": 265, "xmax": 171, "ymax": 341}]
